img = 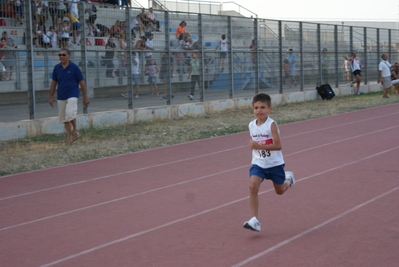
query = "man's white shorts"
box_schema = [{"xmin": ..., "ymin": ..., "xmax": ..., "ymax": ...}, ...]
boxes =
[
  {"xmin": 57, "ymin": 97, "xmax": 78, "ymax": 123},
  {"xmin": 382, "ymin": 76, "xmax": 392, "ymax": 89}
]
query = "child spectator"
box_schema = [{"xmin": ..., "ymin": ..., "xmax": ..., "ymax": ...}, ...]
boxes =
[
  {"xmin": 66, "ymin": 12, "xmax": 80, "ymax": 45},
  {"xmin": 187, "ymin": 52, "xmax": 201, "ymax": 100},
  {"xmin": 146, "ymin": 59, "xmax": 159, "ymax": 95},
  {"xmin": 46, "ymin": 26, "xmax": 57, "ymax": 49},
  {"xmin": 60, "ymin": 20, "xmax": 70, "ymax": 48},
  {"xmin": 175, "ymin": 21, "xmax": 187, "ymax": 39}
]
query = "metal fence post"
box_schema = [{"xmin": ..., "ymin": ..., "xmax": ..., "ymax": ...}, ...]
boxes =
[
  {"xmin": 254, "ymin": 18, "xmax": 259, "ymax": 94},
  {"xmin": 363, "ymin": 27, "xmax": 367, "ymax": 85},
  {"xmin": 25, "ymin": 0, "xmax": 36, "ymax": 119},
  {"xmin": 278, "ymin": 20, "xmax": 283, "ymax": 94},
  {"xmin": 299, "ymin": 22, "xmax": 303, "ymax": 91},
  {"xmin": 334, "ymin": 25, "xmax": 338, "ymax": 88},
  {"xmin": 317, "ymin": 24, "xmax": 321, "ymax": 87},
  {"xmin": 377, "ymin": 29, "xmax": 380, "ymax": 84},
  {"xmin": 228, "ymin": 16, "xmax": 233, "ymax": 99},
  {"xmin": 199, "ymin": 13, "xmax": 205, "ymax": 102}
]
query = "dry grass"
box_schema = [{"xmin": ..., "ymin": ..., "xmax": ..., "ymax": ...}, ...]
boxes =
[{"xmin": 1, "ymin": 92, "xmax": 398, "ymax": 176}]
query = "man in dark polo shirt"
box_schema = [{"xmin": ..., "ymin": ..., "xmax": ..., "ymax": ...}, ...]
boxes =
[{"xmin": 49, "ymin": 48, "xmax": 90, "ymax": 144}]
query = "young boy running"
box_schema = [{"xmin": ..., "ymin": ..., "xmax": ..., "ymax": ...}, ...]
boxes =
[{"xmin": 243, "ymin": 93, "xmax": 295, "ymax": 232}]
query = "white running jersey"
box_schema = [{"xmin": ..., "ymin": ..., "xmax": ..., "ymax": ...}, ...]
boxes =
[
  {"xmin": 249, "ymin": 117, "xmax": 284, "ymax": 169},
  {"xmin": 220, "ymin": 39, "xmax": 228, "ymax": 51}
]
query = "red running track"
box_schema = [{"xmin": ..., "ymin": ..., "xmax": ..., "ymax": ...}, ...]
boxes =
[{"xmin": 1, "ymin": 104, "xmax": 399, "ymax": 267}]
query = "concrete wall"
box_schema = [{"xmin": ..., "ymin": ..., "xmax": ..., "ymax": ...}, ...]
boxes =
[{"xmin": 0, "ymin": 83, "xmax": 381, "ymax": 141}]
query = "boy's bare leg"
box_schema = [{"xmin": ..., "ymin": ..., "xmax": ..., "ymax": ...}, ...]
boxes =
[
  {"xmin": 64, "ymin": 122, "xmax": 72, "ymax": 143},
  {"xmin": 273, "ymin": 179, "xmax": 291, "ymax": 195},
  {"xmin": 249, "ymin": 175, "xmax": 262, "ymax": 218}
]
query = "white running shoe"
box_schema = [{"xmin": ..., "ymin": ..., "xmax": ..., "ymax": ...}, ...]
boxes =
[
  {"xmin": 188, "ymin": 94, "xmax": 194, "ymax": 100},
  {"xmin": 285, "ymin": 171, "xmax": 295, "ymax": 187},
  {"xmin": 121, "ymin": 94, "xmax": 128, "ymax": 98},
  {"xmin": 134, "ymin": 94, "xmax": 139, "ymax": 99},
  {"xmin": 243, "ymin": 216, "xmax": 261, "ymax": 232}
]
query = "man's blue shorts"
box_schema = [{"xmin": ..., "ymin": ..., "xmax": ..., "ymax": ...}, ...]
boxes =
[{"xmin": 249, "ymin": 164, "xmax": 286, "ymax": 185}]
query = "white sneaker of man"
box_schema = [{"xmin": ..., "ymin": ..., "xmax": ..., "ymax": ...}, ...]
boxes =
[
  {"xmin": 285, "ymin": 171, "xmax": 295, "ymax": 187},
  {"xmin": 243, "ymin": 216, "xmax": 261, "ymax": 232}
]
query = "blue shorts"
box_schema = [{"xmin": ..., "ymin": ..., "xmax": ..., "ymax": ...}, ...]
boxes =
[
  {"xmin": 132, "ymin": 73, "xmax": 139, "ymax": 84},
  {"xmin": 249, "ymin": 164, "xmax": 286, "ymax": 185},
  {"xmin": 148, "ymin": 76, "xmax": 157, "ymax": 83}
]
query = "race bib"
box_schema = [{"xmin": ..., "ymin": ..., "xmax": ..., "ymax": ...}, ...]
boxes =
[{"xmin": 253, "ymin": 138, "xmax": 275, "ymax": 159}]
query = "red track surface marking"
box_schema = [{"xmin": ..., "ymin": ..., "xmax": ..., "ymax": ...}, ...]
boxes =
[{"xmin": 1, "ymin": 103, "xmax": 399, "ymax": 267}]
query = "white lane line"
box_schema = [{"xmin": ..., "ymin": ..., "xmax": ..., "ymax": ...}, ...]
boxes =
[
  {"xmin": 230, "ymin": 186, "xmax": 399, "ymax": 267},
  {"xmin": 2, "ymin": 113, "xmax": 398, "ymax": 201},
  {"xmin": 2, "ymin": 143, "xmax": 398, "ymax": 233},
  {"xmin": 34, "ymin": 146, "xmax": 399, "ymax": 267}
]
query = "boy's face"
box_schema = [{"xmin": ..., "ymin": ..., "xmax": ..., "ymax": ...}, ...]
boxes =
[{"xmin": 253, "ymin": 101, "xmax": 271, "ymax": 121}]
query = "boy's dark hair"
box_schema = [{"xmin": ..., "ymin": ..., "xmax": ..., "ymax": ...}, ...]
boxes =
[{"xmin": 252, "ymin": 93, "xmax": 271, "ymax": 107}]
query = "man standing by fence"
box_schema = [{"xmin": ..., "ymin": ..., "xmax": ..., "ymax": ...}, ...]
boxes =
[
  {"xmin": 378, "ymin": 53, "xmax": 391, "ymax": 99},
  {"xmin": 49, "ymin": 48, "xmax": 90, "ymax": 144}
]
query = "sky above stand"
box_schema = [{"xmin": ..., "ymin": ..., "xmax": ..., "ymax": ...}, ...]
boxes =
[{"xmin": 136, "ymin": 0, "xmax": 398, "ymax": 21}]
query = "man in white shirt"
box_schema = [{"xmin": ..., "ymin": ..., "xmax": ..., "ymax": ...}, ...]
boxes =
[
  {"xmin": 146, "ymin": 8, "xmax": 160, "ymax": 31},
  {"xmin": 378, "ymin": 53, "xmax": 392, "ymax": 99}
]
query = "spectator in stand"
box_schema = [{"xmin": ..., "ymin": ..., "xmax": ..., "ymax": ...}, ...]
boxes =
[
  {"xmin": 66, "ymin": 12, "xmax": 80, "ymax": 45},
  {"xmin": 60, "ymin": 20, "xmax": 70, "ymax": 48},
  {"xmin": 1, "ymin": 31, "xmax": 17, "ymax": 81},
  {"xmin": 175, "ymin": 21, "xmax": 187, "ymax": 39},
  {"xmin": 34, "ymin": 1, "xmax": 46, "ymax": 26},
  {"xmin": 104, "ymin": 37, "xmax": 117, "ymax": 78},
  {"xmin": 48, "ymin": 26, "xmax": 58, "ymax": 49},
  {"xmin": 48, "ymin": 2, "xmax": 59, "ymax": 28},
  {"xmin": 56, "ymin": 1, "xmax": 67, "ymax": 23},
  {"xmin": 146, "ymin": 7, "xmax": 160, "ymax": 32},
  {"xmin": 139, "ymin": 8, "xmax": 153, "ymax": 32},
  {"xmin": 109, "ymin": 20, "xmax": 122, "ymax": 38},
  {"xmin": 215, "ymin": 34, "xmax": 229, "ymax": 73},
  {"xmin": 135, "ymin": 35, "xmax": 147, "ymax": 50},
  {"xmin": 85, "ymin": 0, "xmax": 99, "ymax": 37},
  {"xmin": 145, "ymin": 33, "xmax": 154, "ymax": 64},
  {"xmin": 119, "ymin": 32, "xmax": 127, "ymax": 76},
  {"xmin": 122, "ymin": 51, "xmax": 140, "ymax": 99},
  {"xmin": 42, "ymin": 26, "xmax": 52, "ymax": 49},
  {"xmin": 175, "ymin": 33, "xmax": 185, "ymax": 74},
  {"xmin": 120, "ymin": 0, "xmax": 130, "ymax": 7},
  {"xmin": 146, "ymin": 59, "xmax": 159, "ymax": 95},
  {"xmin": 13, "ymin": 0, "xmax": 23, "ymax": 26},
  {"xmin": 67, "ymin": 0, "xmax": 79, "ymax": 18},
  {"xmin": 131, "ymin": 14, "xmax": 145, "ymax": 38}
]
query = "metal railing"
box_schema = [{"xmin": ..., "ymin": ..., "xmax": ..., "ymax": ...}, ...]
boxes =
[{"xmin": 0, "ymin": 0, "xmax": 397, "ymax": 122}]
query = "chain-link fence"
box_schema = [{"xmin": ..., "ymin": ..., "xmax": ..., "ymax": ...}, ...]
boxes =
[{"xmin": 0, "ymin": 0, "xmax": 397, "ymax": 122}]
